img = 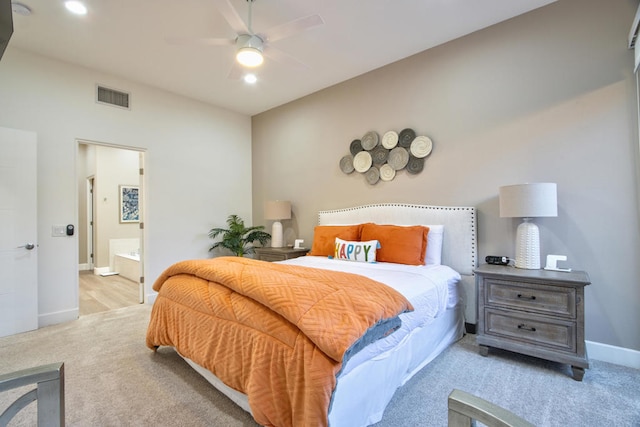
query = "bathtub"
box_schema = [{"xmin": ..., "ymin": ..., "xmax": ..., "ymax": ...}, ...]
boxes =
[{"xmin": 114, "ymin": 252, "xmax": 140, "ymax": 282}]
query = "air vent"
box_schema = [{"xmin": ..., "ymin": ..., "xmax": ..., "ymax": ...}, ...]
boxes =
[{"xmin": 96, "ymin": 85, "xmax": 130, "ymax": 109}]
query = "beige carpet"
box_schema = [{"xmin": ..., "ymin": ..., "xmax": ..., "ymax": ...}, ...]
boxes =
[
  {"xmin": 1, "ymin": 303, "xmax": 639, "ymax": 426},
  {"xmin": 0, "ymin": 304, "xmax": 257, "ymax": 426}
]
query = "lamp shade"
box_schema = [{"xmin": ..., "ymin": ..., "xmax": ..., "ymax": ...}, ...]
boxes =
[
  {"xmin": 264, "ymin": 200, "xmax": 291, "ymax": 220},
  {"xmin": 499, "ymin": 183, "xmax": 557, "ymax": 218}
]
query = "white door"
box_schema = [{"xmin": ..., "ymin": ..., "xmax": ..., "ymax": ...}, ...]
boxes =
[{"xmin": 0, "ymin": 127, "xmax": 38, "ymax": 338}]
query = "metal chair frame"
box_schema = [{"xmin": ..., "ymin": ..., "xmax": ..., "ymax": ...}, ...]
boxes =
[
  {"xmin": 0, "ymin": 362, "xmax": 65, "ymax": 427},
  {"xmin": 448, "ymin": 389, "xmax": 535, "ymax": 427}
]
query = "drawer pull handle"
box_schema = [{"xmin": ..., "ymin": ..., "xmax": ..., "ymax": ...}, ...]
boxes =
[
  {"xmin": 517, "ymin": 293, "xmax": 536, "ymax": 300},
  {"xmin": 517, "ymin": 324, "xmax": 537, "ymax": 332}
]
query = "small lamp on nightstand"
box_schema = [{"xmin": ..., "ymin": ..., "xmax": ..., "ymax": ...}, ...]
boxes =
[
  {"xmin": 499, "ymin": 183, "xmax": 557, "ymax": 269},
  {"xmin": 264, "ymin": 200, "xmax": 291, "ymax": 248}
]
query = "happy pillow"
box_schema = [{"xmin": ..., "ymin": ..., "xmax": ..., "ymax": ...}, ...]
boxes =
[
  {"xmin": 334, "ymin": 238, "xmax": 380, "ymax": 263},
  {"xmin": 360, "ymin": 223, "xmax": 429, "ymax": 265}
]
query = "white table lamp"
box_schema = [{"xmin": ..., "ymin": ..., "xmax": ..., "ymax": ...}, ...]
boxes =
[
  {"xmin": 264, "ymin": 200, "xmax": 291, "ymax": 248},
  {"xmin": 499, "ymin": 183, "xmax": 557, "ymax": 269}
]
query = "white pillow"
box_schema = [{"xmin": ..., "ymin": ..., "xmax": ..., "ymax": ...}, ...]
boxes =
[
  {"xmin": 425, "ymin": 225, "xmax": 444, "ymax": 265},
  {"xmin": 334, "ymin": 238, "xmax": 380, "ymax": 263}
]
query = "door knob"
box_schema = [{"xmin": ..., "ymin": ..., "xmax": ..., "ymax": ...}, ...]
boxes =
[{"xmin": 17, "ymin": 243, "xmax": 36, "ymax": 250}]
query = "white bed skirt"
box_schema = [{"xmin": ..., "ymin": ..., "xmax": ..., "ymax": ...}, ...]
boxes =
[{"xmin": 180, "ymin": 303, "xmax": 464, "ymax": 427}]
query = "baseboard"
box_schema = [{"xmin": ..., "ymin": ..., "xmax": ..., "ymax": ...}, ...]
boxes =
[
  {"xmin": 78, "ymin": 263, "xmax": 91, "ymax": 271},
  {"xmin": 38, "ymin": 308, "xmax": 78, "ymax": 328},
  {"xmin": 586, "ymin": 340, "xmax": 640, "ymax": 369}
]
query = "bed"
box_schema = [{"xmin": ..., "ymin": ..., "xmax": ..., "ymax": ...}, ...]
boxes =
[{"xmin": 146, "ymin": 203, "xmax": 477, "ymax": 427}]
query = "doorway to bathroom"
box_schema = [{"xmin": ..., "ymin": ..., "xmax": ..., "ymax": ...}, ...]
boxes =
[{"xmin": 77, "ymin": 141, "xmax": 145, "ymax": 316}]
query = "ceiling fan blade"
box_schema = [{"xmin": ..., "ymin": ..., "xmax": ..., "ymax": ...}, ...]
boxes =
[
  {"xmin": 227, "ymin": 62, "xmax": 244, "ymax": 80},
  {"xmin": 165, "ymin": 36, "xmax": 235, "ymax": 47},
  {"xmin": 265, "ymin": 14, "xmax": 324, "ymax": 43},
  {"xmin": 214, "ymin": 0, "xmax": 249, "ymax": 35},
  {"xmin": 263, "ymin": 46, "xmax": 310, "ymax": 69}
]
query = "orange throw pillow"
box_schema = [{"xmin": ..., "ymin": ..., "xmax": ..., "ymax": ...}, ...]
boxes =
[
  {"xmin": 360, "ymin": 223, "xmax": 429, "ymax": 265},
  {"xmin": 308, "ymin": 225, "xmax": 362, "ymax": 257}
]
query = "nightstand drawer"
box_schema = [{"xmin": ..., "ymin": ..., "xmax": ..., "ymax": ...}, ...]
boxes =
[
  {"xmin": 259, "ymin": 253, "xmax": 289, "ymax": 262},
  {"xmin": 485, "ymin": 279, "xmax": 576, "ymax": 318},
  {"xmin": 485, "ymin": 308, "xmax": 576, "ymax": 352},
  {"xmin": 254, "ymin": 247, "xmax": 310, "ymax": 262}
]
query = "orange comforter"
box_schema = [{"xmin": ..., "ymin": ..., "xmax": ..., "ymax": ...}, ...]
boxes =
[{"xmin": 146, "ymin": 257, "xmax": 413, "ymax": 427}]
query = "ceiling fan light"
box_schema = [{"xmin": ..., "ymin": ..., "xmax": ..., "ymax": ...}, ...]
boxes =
[{"xmin": 236, "ymin": 47, "xmax": 264, "ymax": 67}]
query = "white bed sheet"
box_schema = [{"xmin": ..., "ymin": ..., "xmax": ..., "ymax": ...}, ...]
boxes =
[
  {"xmin": 280, "ymin": 256, "xmax": 461, "ymax": 375},
  {"xmin": 280, "ymin": 255, "xmax": 461, "ymax": 307},
  {"xmin": 329, "ymin": 306, "xmax": 464, "ymax": 427}
]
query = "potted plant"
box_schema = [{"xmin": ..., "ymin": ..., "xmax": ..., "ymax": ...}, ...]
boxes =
[{"xmin": 209, "ymin": 214, "xmax": 271, "ymax": 257}]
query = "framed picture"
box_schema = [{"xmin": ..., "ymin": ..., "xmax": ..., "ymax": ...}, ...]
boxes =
[{"xmin": 119, "ymin": 185, "xmax": 139, "ymax": 223}]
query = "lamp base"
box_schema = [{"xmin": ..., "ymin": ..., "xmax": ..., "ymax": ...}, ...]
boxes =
[
  {"xmin": 271, "ymin": 221, "xmax": 284, "ymax": 248},
  {"xmin": 515, "ymin": 219, "xmax": 540, "ymax": 269}
]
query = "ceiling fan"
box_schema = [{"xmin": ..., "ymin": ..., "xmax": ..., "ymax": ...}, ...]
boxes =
[{"xmin": 169, "ymin": 0, "xmax": 324, "ymax": 79}]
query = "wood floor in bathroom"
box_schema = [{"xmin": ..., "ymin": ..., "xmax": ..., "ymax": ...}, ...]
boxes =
[{"xmin": 79, "ymin": 270, "xmax": 140, "ymax": 316}]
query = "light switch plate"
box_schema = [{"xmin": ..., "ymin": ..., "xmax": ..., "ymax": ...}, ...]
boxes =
[{"xmin": 52, "ymin": 225, "xmax": 66, "ymax": 237}]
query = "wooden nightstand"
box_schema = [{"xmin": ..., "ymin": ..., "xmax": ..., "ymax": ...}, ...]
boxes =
[
  {"xmin": 474, "ymin": 264, "xmax": 590, "ymax": 381},
  {"xmin": 254, "ymin": 247, "xmax": 310, "ymax": 262}
]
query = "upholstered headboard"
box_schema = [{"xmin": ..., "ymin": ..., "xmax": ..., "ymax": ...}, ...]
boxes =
[{"xmin": 318, "ymin": 203, "xmax": 478, "ymax": 325}]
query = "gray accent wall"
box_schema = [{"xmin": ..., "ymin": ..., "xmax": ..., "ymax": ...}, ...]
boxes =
[{"xmin": 252, "ymin": 0, "xmax": 640, "ymax": 351}]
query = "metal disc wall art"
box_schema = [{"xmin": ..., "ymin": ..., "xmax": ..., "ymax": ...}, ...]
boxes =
[
  {"xmin": 381, "ymin": 131, "xmax": 398, "ymax": 149},
  {"xmin": 349, "ymin": 139, "xmax": 363, "ymax": 156},
  {"xmin": 361, "ymin": 131, "xmax": 379, "ymax": 150},
  {"xmin": 410, "ymin": 136, "xmax": 433, "ymax": 158},
  {"xmin": 340, "ymin": 155, "xmax": 355, "ymax": 174},
  {"xmin": 365, "ymin": 166, "xmax": 380, "ymax": 185},
  {"xmin": 406, "ymin": 156, "xmax": 425, "ymax": 174},
  {"xmin": 380, "ymin": 164, "xmax": 395, "ymax": 181},
  {"xmin": 353, "ymin": 151, "xmax": 373, "ymax": 173},
  {"xmin": 371, "ymin": 145, "xmax": 389, "ymax": 165},
  {"xmin": 398, "ymin": 128, "xmax": 416, "ymax": 148},
  {"xmin": 339, "ymin": 128, "xmax": 434, "ymax": 185},
  {"xmin": 388, "ymin": 147, "xmax": 409, "ymax": 170}
]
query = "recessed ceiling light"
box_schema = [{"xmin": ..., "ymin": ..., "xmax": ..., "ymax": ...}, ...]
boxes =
[
  {"xmin": 244, "ymin": 74, "xmax": 257, "ymax": 84},
  {"xmin": 65, "ymin": 1, "xmax": 87, "ymax": 15},
  {"xmin": 11, "ymin": 2, "xmax": 32, "ymax": 16}
]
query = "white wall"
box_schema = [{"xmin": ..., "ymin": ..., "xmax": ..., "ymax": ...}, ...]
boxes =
[
  {"xmin": 252, "ymin": 0, "xmax": 640, "ymax": 355},
  {"xmin": 0, "ymin": 48, "xmax": 253, "ymax": 326}
]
